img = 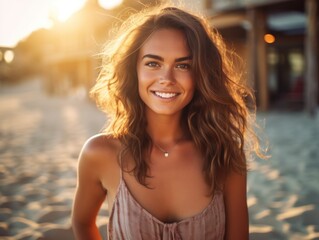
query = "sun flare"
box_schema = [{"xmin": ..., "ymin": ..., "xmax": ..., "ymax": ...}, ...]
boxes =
[
  {"xmin": 49, "ymin": 0, "xmax": 124, "ymax": 22},
  {"xmin": 49, "ymin": 0, "xmax": 86, "ymax": 22},
  {"xmin": 98, "ymin": 0, "xmax": 123, "ymax": 9}
]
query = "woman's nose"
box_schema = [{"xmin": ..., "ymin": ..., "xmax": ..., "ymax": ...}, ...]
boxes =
[{"xmin": 158, "ymin": 68, "xmax": 176, "ymax": 85}]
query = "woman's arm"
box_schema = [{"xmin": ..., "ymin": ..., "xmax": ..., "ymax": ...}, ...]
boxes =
[
  {"xmin": 223, "ymin": 170, "xmax": 249, "ymax": 240},
  {"xmin": 72, "ymin": 138, "xmax": 107, "ymax": 240}
]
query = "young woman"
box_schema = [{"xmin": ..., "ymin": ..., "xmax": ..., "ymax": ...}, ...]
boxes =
[{"xmin": 72, "ymin": 5, "xmax": 263, "ymax": 240}]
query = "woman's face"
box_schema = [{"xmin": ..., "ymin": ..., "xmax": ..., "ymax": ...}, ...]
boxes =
[{"xmin": 136, "ymin": 28, "xmax": 195, "ymax": 117}]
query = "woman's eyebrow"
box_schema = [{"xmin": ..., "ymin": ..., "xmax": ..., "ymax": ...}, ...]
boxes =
[
  {"xmin": 142, "ymin": 54, "xmax": 192, "ymax": 62},
  {"xmin": 142, "ymin": 54, "xmax": 163, "ymax": 61},
  {"xmin": 175, "ymin": 56, "xmax": 192, "ymax": 62}
]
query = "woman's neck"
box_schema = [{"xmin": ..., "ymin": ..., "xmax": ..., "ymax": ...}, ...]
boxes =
[{"xmin": 146, "ymin": 111, "xmax": 187, "ymax": 144}]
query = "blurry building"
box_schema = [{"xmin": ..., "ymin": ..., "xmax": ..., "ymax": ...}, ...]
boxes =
[
  {"xmin": 179, "ymin": 0, "xmax": 318, "ymax": 114},
  {"xmin": 12, "ymin": 0, "xmax": 156, "ymax": 96},
  {"xmin": 41, "ymin": 0, "xmax": 156, "ymax": 95},
  {"xmin": 41, "ymin": 0, "xmax": 109, "ymax": 95}
]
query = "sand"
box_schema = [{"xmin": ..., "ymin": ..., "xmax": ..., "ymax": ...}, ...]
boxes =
[
  {"xmin": 248, "ymin": 111, "xmax": 319, "ymax": 240},
  {"xmin": 0, "ymin": 78, "xmax": 318, "ymax": 240}
]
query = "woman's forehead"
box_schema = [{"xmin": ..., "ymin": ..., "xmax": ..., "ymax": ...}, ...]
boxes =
[{"xmin": 138, "ymin": 28, "xmax": 190, "ymax": 58}]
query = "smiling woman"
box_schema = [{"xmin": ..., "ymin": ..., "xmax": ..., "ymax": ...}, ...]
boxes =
[{"xmin": 72, "ymin": 4, "xmax": 265, "ymax": 240}]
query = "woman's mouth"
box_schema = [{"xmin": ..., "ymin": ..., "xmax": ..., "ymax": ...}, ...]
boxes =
[{"xmin": 152, "ymin": 91, "xmax": 179, "ymax": 99}]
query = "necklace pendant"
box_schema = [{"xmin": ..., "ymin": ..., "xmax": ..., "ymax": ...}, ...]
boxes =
[{"xmin": 164, "ymin": 152, "xmax": 169, "ymax": 157}]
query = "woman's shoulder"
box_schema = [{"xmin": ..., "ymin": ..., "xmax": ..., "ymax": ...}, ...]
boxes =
[
  {"xmin": 82, "ymin": 133, "xmax": 121, "ymax": 152},
  {"xmin": 76, "ymin": 134, "xmax": 122, "ymax": 197},
  {"xmin": 78, "ymin": 133, "xmax": 121, "ymax": 169}
]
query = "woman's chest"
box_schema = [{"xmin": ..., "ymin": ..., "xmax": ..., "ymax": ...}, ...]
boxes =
[{"xmin": 123, "ymin": 163, "xmax": 212, "ymax": 223}]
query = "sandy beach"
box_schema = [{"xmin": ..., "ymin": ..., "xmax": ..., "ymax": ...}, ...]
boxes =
[{"xmin": 0, "ymin": 78, "xmax": 318, "ymax": 240}]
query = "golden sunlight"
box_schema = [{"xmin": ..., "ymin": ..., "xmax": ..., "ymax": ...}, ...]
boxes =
[
  {"xmin": 4, "ymin": 50, "xmax": 14, "ymax": 63},
  {"xmin": 98, "ymin": 0, "xmax": 123, "ymax": 9},
  {"xmin": 50, "ymin": 0, "xmax": 86, "ymax": 22}
]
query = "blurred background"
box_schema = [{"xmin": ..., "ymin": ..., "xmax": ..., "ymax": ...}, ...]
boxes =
[{"xmin": 0, "ymin": 0, "xmax": 318, "ymax": 239}]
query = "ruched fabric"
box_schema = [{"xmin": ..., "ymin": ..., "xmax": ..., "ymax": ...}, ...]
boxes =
[{"xmin": 108, "ymin": 177, "xmax": 225, "ymax": 240}]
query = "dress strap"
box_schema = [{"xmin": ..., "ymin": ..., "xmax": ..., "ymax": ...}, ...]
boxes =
[
  {"xmin": 118, "ymin": 153, "xmax": 124, "ymax": 181},
  {"xmin": 119, "ymin": 163, "xmax": 123, "ymax": 180}
]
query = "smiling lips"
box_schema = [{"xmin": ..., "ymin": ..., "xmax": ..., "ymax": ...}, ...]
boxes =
[{"xmin": 152, "ymin": 91, "xmax": 180, "ymax": 99}]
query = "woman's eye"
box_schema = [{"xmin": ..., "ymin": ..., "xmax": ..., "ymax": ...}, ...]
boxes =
[
  {"xmin": 145, "ymin": 62, "xmax": 160, "ymax": 68},
  {"xmin": 176, "ymin": 64, "xmax": 191, "ymax": 70}
]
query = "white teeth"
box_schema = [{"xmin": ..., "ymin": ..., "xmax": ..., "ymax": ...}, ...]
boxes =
[{"xmin": 154, "ymin": 92, "xmax": 178, "ymax": 99}]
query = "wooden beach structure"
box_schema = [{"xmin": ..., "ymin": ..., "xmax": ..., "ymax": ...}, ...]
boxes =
[{"xmin": 180, "ymin": 0, "xmax": 318, "ymax": 114}]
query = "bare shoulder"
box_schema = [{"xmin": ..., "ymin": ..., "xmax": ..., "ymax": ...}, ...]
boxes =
[
  {"xmin": 78, "ymin": 133, "xmax": 121, "ymax": 184},
  {"xmin": 72, "ymin": 134, "xmax": 121, "ymax": 230},
  {"xmin": 80, "ymin": 133, "xmax": 121, "ymax": 160}
]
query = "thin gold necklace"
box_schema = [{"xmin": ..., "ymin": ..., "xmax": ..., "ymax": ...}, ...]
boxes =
[{"xmin": 153, "ymin": 142, "xmax": 179, "ymax": 158}]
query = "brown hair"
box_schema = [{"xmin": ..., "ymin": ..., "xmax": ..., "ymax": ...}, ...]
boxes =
[{"xmin": 91, "ymin": 5, "xmax": 265, "ymax": 193}]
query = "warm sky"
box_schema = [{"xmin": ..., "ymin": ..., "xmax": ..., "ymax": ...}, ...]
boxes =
[{"xmin": 0, "ymin": 0, "xmax": 123, "ymax": 48}]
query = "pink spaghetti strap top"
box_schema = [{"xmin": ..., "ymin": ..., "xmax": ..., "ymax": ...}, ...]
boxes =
[{"xmin": 108, "ymin": 173, "xmax": 225, "ymax": 240}]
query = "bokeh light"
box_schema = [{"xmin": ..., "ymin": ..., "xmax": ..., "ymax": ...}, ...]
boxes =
[
  {"xmin": 264, "ymin": 33, "xmax": 275, "ymax": 44},
  {"xmin": 4, "ymin": 50, "xmax": 14, "ymax": 63}
]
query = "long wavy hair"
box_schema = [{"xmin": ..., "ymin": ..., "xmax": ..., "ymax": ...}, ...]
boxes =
[{"xmin": 91, "ymin": 5, "xmax": 265, "ymax": 193}]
